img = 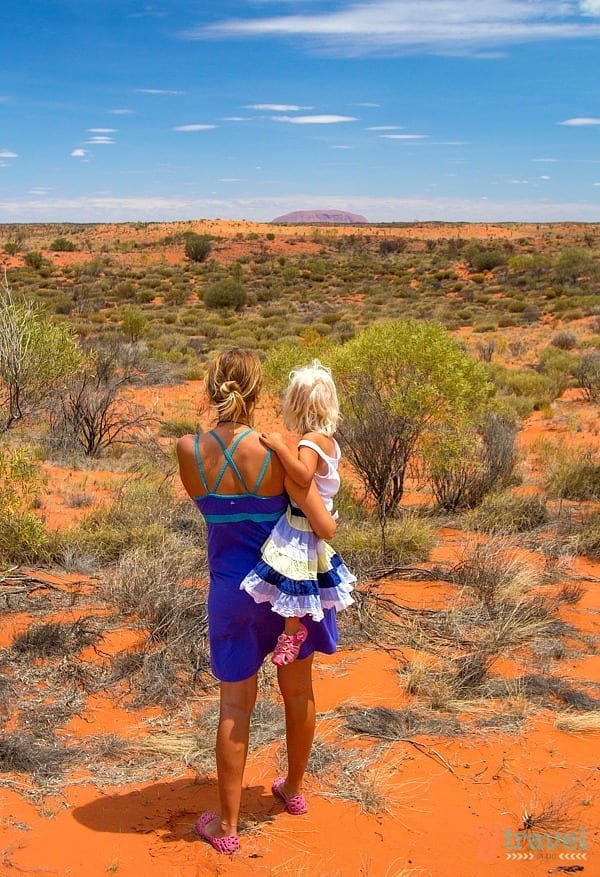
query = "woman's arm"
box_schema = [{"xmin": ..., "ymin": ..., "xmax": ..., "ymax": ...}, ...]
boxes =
[{"xmin": 285, "ymin": 477, "xmax": 336, "ymax": 541}]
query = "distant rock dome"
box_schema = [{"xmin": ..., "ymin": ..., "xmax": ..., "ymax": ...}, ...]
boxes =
[{"xmin": 272, "ymin": 209, "xmax": 368, "ymax": 224}]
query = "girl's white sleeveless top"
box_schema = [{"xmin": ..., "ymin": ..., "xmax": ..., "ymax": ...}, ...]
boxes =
[{"xmin": 298, "ymin": 438, "xmax": 341, "ymax": 511}]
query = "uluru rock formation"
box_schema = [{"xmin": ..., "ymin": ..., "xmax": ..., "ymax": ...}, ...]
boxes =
[{"xmin": 272, "ymin": 209, "xmax": 368, "ymax": 224}]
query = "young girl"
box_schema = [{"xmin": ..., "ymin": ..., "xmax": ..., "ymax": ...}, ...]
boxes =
[{"xmin": 240, "ymin": 360, "xmax": 355, "ymax": 666}]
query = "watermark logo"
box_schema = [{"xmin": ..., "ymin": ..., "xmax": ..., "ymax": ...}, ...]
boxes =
[{"xmin": 504, "ymin": 827, "xmax": 587, "ymax": 862}]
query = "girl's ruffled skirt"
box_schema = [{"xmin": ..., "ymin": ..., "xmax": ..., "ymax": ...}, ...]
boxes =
[{"xmin": 240, "ymin": 505, "xmax": 356, "ymax": 622}]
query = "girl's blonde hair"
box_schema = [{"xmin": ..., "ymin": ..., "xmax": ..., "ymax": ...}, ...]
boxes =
[
  {"xmin": 282, "ymin": 360, "xmax": 339, "ymax": 437},
  {"xmin": 205, "ymin": 348, "xmax": 263, "ymax": 424}
]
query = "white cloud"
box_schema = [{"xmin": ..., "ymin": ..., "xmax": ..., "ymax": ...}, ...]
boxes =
[
  {"xmin": 558, "ymin": 117, "xmax": 600, "ymax": 125},
  {"xmin": 357, "ymin": 102, "xmax": 380, "ymax": 107},
  {"xmin": 271, "ymin": 114, "xmax": 357, "ymax": 124},
  {"xmin": 183, "ymin": 1, "xmax": 600, "ymax": 56},
  {"xmin": 137, "ymin": 88, "xmax": 185, "ymax": 95},
  {"xmin": 2, "ymin": 193, "xmax": 600, "ymax": 223},
  {"xmin": 71, "ymin": 148, "xmax": 87, "ymax": 157},
  {"xmin": 380, "ymin": 133, "xmax": 427, "ymax": 139},
  {"xmin": 532, "ymin": 157, "xmax": 559, "ymax": 162},
  {"xmin": 218, "ymin": 178, "xmax": 242, "ymax": 182},
  {"xmin": 28, "ymin": 188, "xmax": 50, "ymax": 196},
  {"xmin": 173, "ymin": 124, "xmax": 217, "ymax": 131},
  {"xmin": 580, "ymin": 0, "xmax": 600, "ymax": 14},
  {"xmin": 0, "ymin": 150, "xmax": 18, "ymax": 158},
  {"xmin": 540, "ymin": 175, "xmax": 551, "ymax": 179},
  {"xmin": 109, "ymin": 109, "xmax": 133, "ymax": 115},
  {"xmin": 86, "ymin": 137, "xmax": 115, "ymax": 144},
  {"xmin": 332, "ymin": 145, "xmax": 352, "ymax": 149},
  {"xmin": 88, "ymin": 128, "xmax": 117, "ymax": 133},
  {"xmin": 367, "ymin": 125, "xmax": 401, "ymax": 130},
  {"xmin": 245, "ymin": 103, "xmax": 313, "ymax": 111},
  {"xmin": 222, "ymin": 116, "xmax": 252, "ymax": 121}
]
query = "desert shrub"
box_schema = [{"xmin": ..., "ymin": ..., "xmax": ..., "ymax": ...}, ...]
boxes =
[
  {"xmin": 333, "ymin": 513, "xmax": 436, "ymax": 579},
  {"xmin": 329, "ymin": 320, "xmax": 492, "ymax": 522},
  {"xmin": 203, "ymin": 279, "xmax": 247, "ymax": 310},
  {"xmin": 553, "ymin": 248, "xmax": 598, "ymax": 284},
  {"xmin": 545, "ymin": 450, "xmax": 600, "ymax": 501},
  {"xmin": 468, "ymin": 491, "xmax": 549, "ymax": 534},
  {"xmin": 577, "ymin": 510, "xmax": 600, "ymax": 559},
  {"xmin": 24, "ymin": 251, "xmax": 45, "ymax": 270},
  {"xmin": 184, "ymin": 233, "xmax": 212, "ymax": 263},
  {"xmin": 11, "ymin": 619, "xmax": 100, "ymax": 657},
  {"xmin": 120, "ymin": 305, "xmax": 148, "ymax": 343},
  {"xmin": 426, "ymin": 411, "xmax": 518, "ymax": 512},
  {"xmin": 50, "ymin": 237, "xmax": 76, "ymax": 252},
  {"xmin": 574, "ymin": 351, "xmax": 600, "ymax": 402},
  {"xmin": 0, "ymin": 445, "xmax": 49, "ymax": 564},
  {"xmin": 537, "ymin": 346, "xmax": 577, "ymax": 397},
  {"xmin": 56, "ymin": 477, "xmax": 193, "ymax": 565},
  {"xmin": 465, "ymin": 246, "xmax": 506, "ymax": 272},
  {"xmin": 551, "ymin": 331, "xmax": 577, "ymax": 350}
]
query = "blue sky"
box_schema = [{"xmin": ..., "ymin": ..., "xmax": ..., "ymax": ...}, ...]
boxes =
[{"xmin": 2, "ymin": 1, "xmax": 600, "ymax": 223}]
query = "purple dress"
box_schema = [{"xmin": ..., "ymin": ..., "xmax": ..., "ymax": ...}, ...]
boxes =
[{"xmin": 192, "ymin": 429, "xmax": 338, "ymax": 682}]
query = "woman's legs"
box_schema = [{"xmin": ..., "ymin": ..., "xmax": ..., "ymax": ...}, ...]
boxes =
[
  {"xmin": 204, "ymin": 674, "xmax": 258, "ymax": 838},
  {"xmin": 276, "ymin": 653, "xmax": 315, "ymax": 798}
]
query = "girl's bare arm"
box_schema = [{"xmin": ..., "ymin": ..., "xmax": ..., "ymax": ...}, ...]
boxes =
[{"xmin": 260, "ymin": 431, "xmax": 317, "ymax": 487}]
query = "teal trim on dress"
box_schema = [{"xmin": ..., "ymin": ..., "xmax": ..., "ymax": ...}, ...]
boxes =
[{"xmin": 202, "ymin": 510, "xmax": 284, "ymax": 524}]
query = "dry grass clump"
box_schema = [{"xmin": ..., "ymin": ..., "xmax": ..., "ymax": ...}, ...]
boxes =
[
  {"xmin": 10, "ymin": 618, "xmax": 102, "ymax": 658},
  {"xmin": 575, "ymin": 509, "xmax": 600, "ymax": 560},
  {"xmin": 333, "ymin": 512, "xmax": 436, "ymax": 581},
  {"xmin": 490, "ymin": 674, "xmax": 600, "ymax": 712},
  {"xmin": 555, "ymin": 712, "xmax": 600, "ymax": 734},
  {"xmin": 467, "ymin": 491, "xmax": 549, "ymax": 535},
  {"xmin": 344, "ymin": 705, "xmax": 463, "ymax": 740},
  {"xmin": 0, "ymin": 732, "xmax": 76, "ymax": 780},
  {"xmin": 545, "ymin": 449, "xmax": 600, "ymax": 501},
  {"xmin": 519, "ymin": 783, "xmax": 586, "ymax": 833}
]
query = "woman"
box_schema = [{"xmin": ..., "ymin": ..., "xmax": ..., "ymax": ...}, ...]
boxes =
[{"xmin": 177, "ymin": 348, "xmax": 338, "ymax": 854}]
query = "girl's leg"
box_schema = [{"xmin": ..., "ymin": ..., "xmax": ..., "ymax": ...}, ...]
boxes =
[
  {"xmin": 276, "ymin": 654, "xmax": 315, "ymax": 797},
  {"xmin": 284, "ymin": 616, "xmax": 301, "ymax": 636},
  {"xmin": 204, "ymin": 675, "xmax": 258, "ymax": 838}
]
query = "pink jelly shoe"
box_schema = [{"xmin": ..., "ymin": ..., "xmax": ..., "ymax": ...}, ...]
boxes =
[
  {"xmin": 195, "ymin": 812, "xmax": 239, "ymax": 854},
  {"xmin": 271, "ymin": 622, "xmax": 308, "ymax": 666},
  {"xmin": 272, "ymin": 777, "xmax": 308, "ymax": 815}
]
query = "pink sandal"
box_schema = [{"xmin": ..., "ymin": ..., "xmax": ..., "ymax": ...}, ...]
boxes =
[
  {"xmin": 271, "ymin": 622, "xmax": 308, "ymax": 666},
  {"xmin": 272, "ymin": 777, "xmax": 308, "ymax": 815},
  {"xmin": 195, "ymin": 812, "xmax": 239, "ymax": 854}
]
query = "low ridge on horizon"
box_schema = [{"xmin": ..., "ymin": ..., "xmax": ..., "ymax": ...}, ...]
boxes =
[{"xmin": 271, "ymin": 209, "xmax": 368, "ymax": 225}]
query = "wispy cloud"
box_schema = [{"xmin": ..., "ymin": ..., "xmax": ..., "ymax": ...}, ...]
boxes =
[
  {"xmin": 86, "ymin": 136, "xmax": 115, "ymax": 145},
  {"xmin": 0, "ymin": 150, "xmax": 18, "ymax": 158},
  {"xmin": 182, "ymin": 1, "xmax": 600, "ymax": 56},
  {"xmin": 532, "ymin": 157, "xmax": 559, "ymax": 162},
  {"xmin": 367, "ymin": 125, "xmax": 401, "ymax": 130},
  {"xmin": 558, "ymin": 116, "xmax": 600, "ymax": 125},
  {"xmin": 137, "ymin": 88, "xmax": 185, "ymax": 95},
  {"xmin": 380, "ymin": 133, "xmax": 427, "ymax": 140},
  {"xmin": 71, "ymin": 148, "xmax": 87, "ymax": 158},
  {"xmin": 245, "ymin": 103, "xmax": 313, "ymax": 111},
  {"xmin": 109, "ymin": 108, "xmax": 133, "ymax": 115},
  {"xmin": 173, "ymin": 124, "xmax": 217, "ymax": 131},
  {"xmin": 222, "ymin": 116, "xmax": 252, "ymax": 121},
  {"xmin": 271, "ymin": 114, "xmax": 357, "ymax": 124},
  {"xmin": 88, "ymin": 128, "xmax": 117, "ymax": 134},
  {"xmin": 28, "ymin": 188, "xmax": 50, "ymax": 196}
]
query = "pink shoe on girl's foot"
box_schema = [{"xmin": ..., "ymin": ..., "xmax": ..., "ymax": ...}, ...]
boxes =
[{"xmin": 271, "ymin": 622, "xmax": 308, "ymax": 666}]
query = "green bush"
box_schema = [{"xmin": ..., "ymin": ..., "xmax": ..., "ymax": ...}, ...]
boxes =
[
  {"xmin": 50, "ymin": 237, "xmax": 76, "ymax": 252},
  {"xmin": 0, "ymin": 446, "xmax": 49, "ymax": 564},
  {"xmin": 333, "ymin": 513, "xmax": 436, "ymax": 579},
  {"xmin": 577, "ymin": 510, "xmax": 600, "ymax": 559},
  {"xmin": 574, "ymin": 352, "xmax": 600, "ymax": 402},
  {"xmin": 184, "ymin": 233, "xmax": 212, "ymax": 263},
  {"xmin": 203, "ymin": 279, "xmax": 247, "ymax": 310},
  {"xmin": 545, "ymin": 450, "xmax": 600, "ymax": 501},
  {"xmin": 24, "ymin": 251, "xmax": 45, "ymax": 270}
]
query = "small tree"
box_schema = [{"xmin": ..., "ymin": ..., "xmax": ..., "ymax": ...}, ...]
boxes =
[
  {"xmin": 0, "ymin": 445, "xmax": 48, "ymax": 563},
  {"xmin": 120, "ymin": 305, "xmax": 148, "ymax": 343},
  {"xmin": 0, "ymin": 274, "xmax": 82, "ymax": 431},
  {"xmin": 330, "ymin": 320, "xmax": 492, "ymax": 527},
  {"xmin": 575, "ymin": 352, "xmax": 600, "ymax": 403},
  {"xmin": 184, "ymin": 233, "xmax": 212, "ymax": 263},
  {"xmin": 50, "ymin": 237, "xmax": 76, "ymax": 252},
  {"xmin": 51, "ymin": 347, "xmax": 156, "ymax": 457}
]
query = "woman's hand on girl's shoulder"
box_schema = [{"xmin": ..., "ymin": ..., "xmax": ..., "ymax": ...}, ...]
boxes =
[{"xmin": 260, "ymin": 431, "xmax": 286, "ymax": 452}]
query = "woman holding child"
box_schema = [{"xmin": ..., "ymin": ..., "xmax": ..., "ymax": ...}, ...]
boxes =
[{"xmin": 177, "ymin": 347, "xmax": 353, "ymax": 854}]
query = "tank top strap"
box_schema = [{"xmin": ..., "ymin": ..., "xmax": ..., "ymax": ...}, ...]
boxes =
[
  {"xmin": 298, "ymin": 438, "xmax": 337, "ymax": 465},
  {"xmin": 193, "ymin": 434, "xmax": 209, "ymax": 493},
  {"xmin": 209, "ymin": 428, "xmax": 252, "ymax": 493},
  {"xmin": 251, "ymin": 448, "xmax": 272, "ymax": 495}
]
